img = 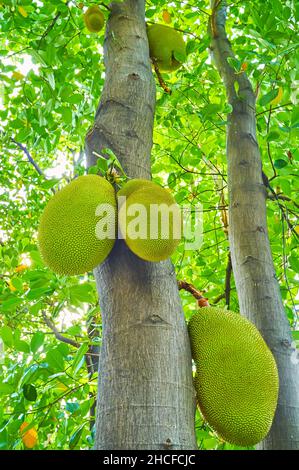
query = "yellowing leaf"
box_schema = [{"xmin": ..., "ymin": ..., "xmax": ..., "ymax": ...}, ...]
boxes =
[
  {"xmin": 53, "ymin": 381, "xmax": 68, "ymax": 393},
  {"xmin": 241, "ymin": 62, "xmax": 248, "ymax": 72},
  {"xmin": 20, "ymin": 422, "xmax": 38, "ymax": 449},
  {"xmin": 15, "ymin": 264, "xmax": 28, "ymax": 273},
  {"xmin": 8, "ymin": 280, "xmax": 17, "ymax": 292},
  {"xmin": 271, "ymin": 86, "xmax": 283, "ymax": 106},
  {"xmin": 18, "ymin": 6, "xmax": 28, "ymax": 17},
  {"xmin": 12, "ymin": 71, "xmax": 25, "ymax": 81},
  {"xmin": 57, "ymin": 381, "xmax": 68, "ymax": 392},
  {"xmin": 162, "ymin": 10, "xmax": 171, "ymax": 24}
]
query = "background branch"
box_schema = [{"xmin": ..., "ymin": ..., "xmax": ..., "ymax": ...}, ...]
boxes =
[
  {"xmin": 10, "ymin": 138, "xmax": 46, "ymax": 178},
  {"xmin": 42, "ymin": 311, "xmax": 80, "ymax": 348}
]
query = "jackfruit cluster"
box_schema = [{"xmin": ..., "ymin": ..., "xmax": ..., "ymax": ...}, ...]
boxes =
[
  {"xmin": 188, "ymin": 307, "xmax": 279, "ymax": 447},
  {"xmin": 84, "ymin": 6, "xmax": 105, "ymax": 33},
  {"xmin": 38, "ymin": 177, "xmax": 181, "ymax": 275},
  {"xmin": 38, "ymin": 175, "xmax": 116, "ymax": 275},
  {"xmin": 118, "ymin": 179, "xmax": 181, "ymax": 262},
  {"xmin": 147, "ymin": 24, "xmax": 186, "ymax": 72}
]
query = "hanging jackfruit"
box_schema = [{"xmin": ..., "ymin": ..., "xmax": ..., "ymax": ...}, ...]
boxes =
[
  {"xmin": 84, "ymin": 6, "xmax": 104, "ymax": 33},
  {"xmin": 117, "ymin": 178, "xmax": 158, "ymax": 205},
  {"xmin": 118, "ymin": 180, "xmax": 181, "ymax": 261},
  {"xmin": 38, "ymin": 175, "xmax": 116, "ymax": 275},
  {"xmin": 188, "ymin": 307, "xmax": 279, "ymax": 447},
  {"xmin": 147, "ymin": 24, "xmax": 186, "ymax": 72}
]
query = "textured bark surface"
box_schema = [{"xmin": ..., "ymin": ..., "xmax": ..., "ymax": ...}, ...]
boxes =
[
  {"xmin": 85, "ymin": 0, "xmax": 197, "ymax": 450},
  {"xmin": 210, "ymin": 1, "xmax": 299, "ymax": 450}
]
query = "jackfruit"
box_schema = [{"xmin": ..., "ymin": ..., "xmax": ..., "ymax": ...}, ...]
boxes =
[
  {"xmin": 147, "ymin": 24, "xmax": 186, "ymax": 72},
  {"xmin": 118, "ymin": 182, "xmax": 181, "ymax": 262},
  {"xmin": 117, "ymin": 179, "xmax": 158, "ymax": 205},
  {"xmin": 84, "ymin": 6, "xmax": 104, "ymax": 33},
  {"xmin": 188, "ymin": 307, "xmax": 279, "ymax": 447},
  {"xmin": 38, "ymin": 175, "xmax": 116, "ymax": 275}
]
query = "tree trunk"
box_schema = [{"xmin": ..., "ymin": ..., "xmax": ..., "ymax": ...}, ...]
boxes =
[
  {"xmin": 209, "ymin": 1, "xmax": 299, "ymax": 450},
  {"xmin": 85, "ymin": 0, "xmax": 197, "ymax": 450}
]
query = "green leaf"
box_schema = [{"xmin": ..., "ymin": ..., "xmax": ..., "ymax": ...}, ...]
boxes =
[
  {"xmin": 259, "ymin": 89, "xmax": 279, "ymax": 107},
  {"xmin": 40, "ymin": 179, "xmax": 59, "ymax": 190},
  {"xmin": 31, "ymin": 332, "xmax": 45, "ymax": 353},
  {"xmin": 0, "ymin": 428, "xmax": 8, "ymax": 450},
  {"xmin": 69, "ymin": 284, "xmax": 94, "ymax": 304},
  {"xmin": 23, "ymin": 384, "xmax": 37, "ymax": 401},
  {"xmin": 66, "ymin": 324, "xmax": 81, "ymax": 336},
  {"xmin": 234, "ymin": 81, "xmax": 239, "ymax": 96},
  {"xmin": 14, "ymin": 339, "xmax": 30, "ymax": 353},
  {"xmin": 0, "ymin": 326, "xmax": 14, "ymax": 347},
  {"xmin": 66, "ymin": 401, "xmax": 80, "ymax": 414},
  {"xmin": 1, "ymin": 297, "xmax": 23, "ymax": 311},
  {"xmin": 57, "ymin": 343, "xmax": 70, "ymax": 357},
  {"xmin": 27, "ymin": 286, "xmax": 54, "ymax": 300},
  {"xmin": 274, "ymin": 159, "xmax": 288, "ymax": 169},
  {"xmin": 227, "ymin": 57, "xmax": 240, "ymax": 72},
  {"xmin": 0, "ymin": 383, "xmax": 14, "ymax": 396},
  {"xmin": 19, "ymin": 364, "xmax": 39, "ymax": 387},
  {"xmin": 60, "ymin": 107, "xmax": 72, "ymax": 125},
  {"xmin": 267, "ymin": 130, "xmax": 280, "ymax": 141},
  {"xmin": 46, "ymin": 348, "xmax": 65, "ymax": 371},
  {"xmin": 71, "ymin": 343, "xmax": 89, "ymax": 376},
  {"xmin": 291, "ymin": 106, "xmax": 299, "ymax": 126},
  {"xmin": 69, "ymin": 424, "xmax": 85, "ymax": 450},
  {"xmin": 146, "ymin": 9, "xmax": 156, "ymax": 18},
  {"xmin": 173, "ymin": 50, "xmax": 185, "ymax": 63},
  {"xmin": 202, "ymin": 103, "xmax": 222, "ymax": 119},
  {"xmin": 67, "ymin": 94, "xmax": 83, "ymax": 105},
  {"xmin": 289, "ymin": 254, "xmax": 299, "ymax": 273}
]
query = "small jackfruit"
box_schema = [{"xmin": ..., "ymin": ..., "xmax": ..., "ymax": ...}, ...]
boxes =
[
  {"xmin": 188, "ymin": 307, "xmax": 279, "ymax": 447},
  {"xmin": 84, "ymin": 6, "xmax": 104, "ymax": 33},
  {"xmin": 147, "ymin": 24, "xmax": 186, "ymax": 72},
  {"xmin": 118, "ymin": 181, "xmax": 181, "ymax": 262},
  {"xmin": 38, "ymin": 175, "xmax": 116, "ymax": 275}
]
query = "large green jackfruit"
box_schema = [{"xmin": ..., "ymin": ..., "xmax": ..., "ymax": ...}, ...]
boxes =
[
  {"xmin": 117, "ymin": 179, "xmax": 158, "ymax": 207},
  {"xmin": 38, "ymin": 175, "xmax": 116, "ymax": 275},
  {"xmin": 147, "ymin": 24, "xmax": 186, "ymax": 72},
  {"xmin": 188, "ymin": 307, "xmax": 279, "ymax": 447},
  {"xmin": 118, "ymin": 180, "xmax": 181, "ymax": 262}
]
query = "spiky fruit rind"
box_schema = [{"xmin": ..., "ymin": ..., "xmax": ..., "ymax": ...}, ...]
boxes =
[
  {"xmin": 147, "ymin": 24, "xmax": 186, "ymax": 72},
  {"xmin": 38, "ymin": 175, "xmax": 116, "ymax": 275},
  {"xmin": 119, "ymin": 183, "xmax": 181, "ymax": 262},
  {"xmin": 84, "ymin": 6, "xmax": 104, "ymax": 33},
  {"xmin": 188, "ymin": 307, "xmax": 279, "ymax": 447},
  {"xmin": 117, "ymin": 179, "xmax": 158, "ymax": 202}
]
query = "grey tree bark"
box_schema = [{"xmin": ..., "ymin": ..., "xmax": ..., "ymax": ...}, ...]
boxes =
[
  {"xmin": 210, "ymin": 0, "xmax": 299, "ymax": 449},
  {"xmin": 85, "ymin": 0, "xmax": 197, "ymax": 450}
]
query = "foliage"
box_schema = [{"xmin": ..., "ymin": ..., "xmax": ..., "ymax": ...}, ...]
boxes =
[{"xmin": 0, "ymin": 0, "xmax": 298, "ymax": 450}]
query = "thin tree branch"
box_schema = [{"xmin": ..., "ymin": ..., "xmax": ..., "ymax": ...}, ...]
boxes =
[
  {"xmin": 42, "ymin": 311, "xmax": 80, "ymax": 348},
  {"xmin": 256, "ymin": 102, "xmax": 292, "ymax": 116},
  {"xmin": 99, "ymin": 2, "xmax": 112, "ymax": 11},
  {"xmin": 10, "ymin": 138, "xmax": 46, "ymax": 178},
  {"xmin": 268, "ymin": 193, "xmax": 299, "ymax": 210},
  {"xmin": 178, "ymin": 280, "xmax": 209, "ymax": 307},
  {"xmin": 213, "ymin": 292, "xmax": 226, "ymax": 304},
  {"xmin": 151, "ymin": 57, "xmax": 172, "ymax": 94}
]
